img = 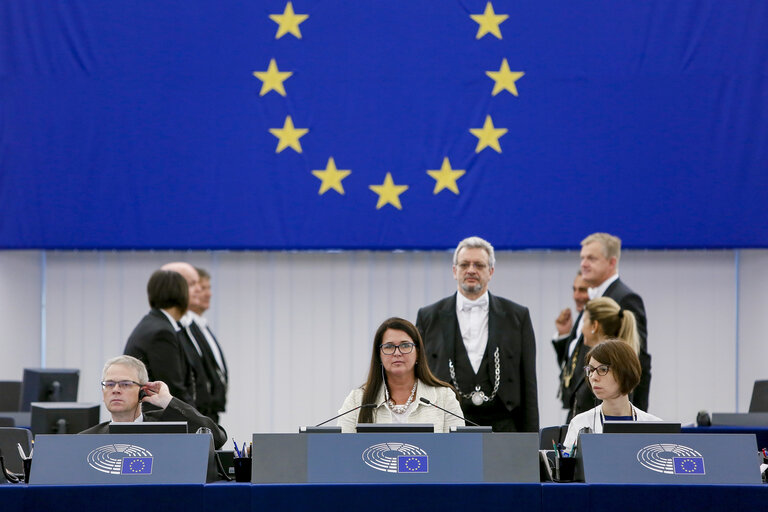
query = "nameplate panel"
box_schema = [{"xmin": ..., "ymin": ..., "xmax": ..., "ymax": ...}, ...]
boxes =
[
  {"xmin": 251, "ymin": 432, "xmax": 538, "ymax": 483},
  {"xmin": 578, "ymin": 433, "xmax": 761, "ymax": 484},
  {"xmin": 30, "ymin": 434, "xmax": 210, "ymax": 485}
]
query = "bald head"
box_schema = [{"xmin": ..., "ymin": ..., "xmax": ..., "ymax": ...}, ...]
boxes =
[{"xmin": 161, "ymin": 262, "xmax": 202, "ymax": 313}]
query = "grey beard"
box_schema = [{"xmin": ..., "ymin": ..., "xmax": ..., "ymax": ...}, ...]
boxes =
[{"xmin": 460, "ymin": 281, "xmax": 482, "ymax": 295}]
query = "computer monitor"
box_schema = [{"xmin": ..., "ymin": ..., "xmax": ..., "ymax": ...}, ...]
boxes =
[
  {"xmin": 30, "ymin": 402, "xmax": 100, "ymax": 435},
  {"xmin": 0, "ymin": 381, "xmax": 22, "ymax": 411},
  {"xmin": 19, "ymin": 369, "xmax": 80, "ymax": 411},
  {"xmin": 602, "ymin": 421, "xmax": 681, "ymax": 434},
  {"xmin": 749, "ymin": 380, "xmax": 768, "ymax": 412},
  {"xmin": 109, "ymin": 421, "xmax": 188, "ymax": 434},
  {"xmin": 355, "ymin": 423, "xmax": 434, "ymax": 433}
]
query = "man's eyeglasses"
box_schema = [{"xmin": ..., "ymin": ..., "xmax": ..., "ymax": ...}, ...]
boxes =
[
  {"xmin": 457, "ymin": 262, "xmax": 488, "ymax": 271},
  {"xmin": 583, "ymin": 364, "xmax": 611, "ymax": 377},
  {"xmin": 101, "ymin": 380, "xmax": 142, "ymax": 390},
  {"xmin": 380, "ymin": 342, "xmax": 416, "ymax": 355}
]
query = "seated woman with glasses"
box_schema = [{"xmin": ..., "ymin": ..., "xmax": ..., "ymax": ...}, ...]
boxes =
[
  {"xmin": 566, "ymin": 296, "xmax": 640, "ymax": 422},
  {"xmin": 563, "ymin": 339, "xmax": 661, "ymax": 453},
  {"xmin": 338, "ymin": 317, "xmax": 464, "ymax": 433}
]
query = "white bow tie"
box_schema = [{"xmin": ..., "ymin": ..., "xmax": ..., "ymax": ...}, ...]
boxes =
[{"xmin": 461, "ymin": 297, "xmax": 488, "ymax": 312}]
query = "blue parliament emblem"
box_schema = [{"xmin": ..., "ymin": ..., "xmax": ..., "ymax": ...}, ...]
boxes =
[
  {"xmin": 362, "ymin": 442, "xmax": 429, "ymax": 473},
  {"xmin": 673, "ymin": 457, "xmax": 705, "ymax": 475},
  {"xmin": 87, "ymin": 444, "xmax": 154, "ymax": 475},
  {"xmin": 636, "ymin": 444, "xmax": 705, "ymax": 475}
]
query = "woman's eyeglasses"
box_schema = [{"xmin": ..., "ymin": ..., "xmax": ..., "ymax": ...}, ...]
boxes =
[
  {"xmin": 583, "ymin": 364, "xmax": 610, "ymax": 377},
  {"xmin": 380, "ymin": 342, "xmax": 415, "ymax": 355}
]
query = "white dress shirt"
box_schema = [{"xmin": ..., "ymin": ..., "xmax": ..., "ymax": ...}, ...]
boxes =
[{"xmin": 456, "ymin": 290, "xmax": 490, "ymax": 373}]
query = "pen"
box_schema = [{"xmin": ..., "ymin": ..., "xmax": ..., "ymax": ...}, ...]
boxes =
[
  {"xmin": 242, "ymin": 442, "xmax": 247, "ymax": 458},
  {"xmin": 232, "ymin": 438, "xmax": 241, "ymax": 458}
]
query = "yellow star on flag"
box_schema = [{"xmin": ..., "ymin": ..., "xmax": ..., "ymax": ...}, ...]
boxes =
[
  {"xmin": 470, "ymin": 115, "xmax": 508, "ymax": 153},
  {"xmin": 269, "ymin": 2, "xmax": 309, "ymax": 40},
  {"xmin": 269, "ymin": 116, "xmax": 309, "ymax": 153},
  {"xmin": 470, "ymin": 2, "xmax": 508, "ymax": 40},
  {"xmin": 427, "ymin": 157, "xmax": 465, "ymax": 195},
  {"xmin": 486, "ymin": 59, "xmax": 525, "ymax": 96},
  {"xmin": 252, "ymin": 59, "xmax": 293, "ymax": 97},
  {"xmin": 369, "ymin": 172, "xmax": 409, "ymax": 210},
  {"xmin": 311, "ymin": 157, "xmax": 351, "ymax": 195}
]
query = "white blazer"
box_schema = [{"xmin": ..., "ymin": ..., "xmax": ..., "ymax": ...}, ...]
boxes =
[{"xmin": 337, "ymin": 380, "xmax": 465, "ymax": 433}]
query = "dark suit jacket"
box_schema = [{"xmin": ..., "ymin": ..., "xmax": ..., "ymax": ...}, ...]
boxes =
[
  {"xmin": 604, "ymin": 278, "xmax": 651, "ymax": 411},
  {"xmin": 189, "ymin": 322, "xmax": 227, "ymax": 416},
  {"xmin": 416, "ymin": 292, "xmax": 539, "ymax": 432},
  {"xmin": 78, "ymin": 397, "xmax": 227, "ymax": 449},
  {"xmin": 123, "ymin": 309, "xmax": 195, "ymax": 406}
]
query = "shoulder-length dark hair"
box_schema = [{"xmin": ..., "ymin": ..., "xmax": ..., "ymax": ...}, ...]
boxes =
[
  {"xmin": 147, "ymin": 270, "xmax": 188, "ymax": 311},
  {"xmin": 358, "ymin": 317, "xmax": 453, "ymax": 423},
  {"xmin": 585, "ymin": 339, "xmax": 641, "ymax": 396}
]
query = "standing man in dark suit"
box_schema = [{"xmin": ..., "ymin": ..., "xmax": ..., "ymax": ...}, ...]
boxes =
[
  {"xmin": 123, "ymin": 270, "xmax": 196, "ymax": 405},
  {"xmin": 188, "ymin": 267, "xmax": 228, "ymax": 422},
  {"xmin": 416, "ymin": 236, "xmax": 539, "ymax": 432},
  {"xmin": 579, "ymin": 232, "xmax": 651, "ymax": 411},
  {"xmin": 161, "ymin": 262, "xmax": 220, "ymax": 422}
]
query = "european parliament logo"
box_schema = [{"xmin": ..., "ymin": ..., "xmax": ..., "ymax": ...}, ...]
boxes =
[
  {"xmin": 87, "ymin": 444, "xmax": 154, "ymax": 475},
  {"xmin": 362, "ymin": 442, "xmax": 429, "ymax": 473},
  {"xmin": 636, "ymin": 444, "xmax": 706, "ymax": 475}
]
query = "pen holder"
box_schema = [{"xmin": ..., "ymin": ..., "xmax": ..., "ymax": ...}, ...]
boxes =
[
  {"xmin": 555, "ymin": 457, "xmax": 577, "ymax": 482},
  {"xmin": 23, "ymin": 458, "xmax": 32, "ymax": 484},
  {"xmin": 233, "ymin": 457, "xmax": 252, "ymax": 483}
]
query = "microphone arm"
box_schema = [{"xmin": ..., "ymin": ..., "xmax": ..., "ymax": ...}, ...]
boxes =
[
  {"xmin": 315, "ymin": 403, "xmax": 377, "ymax": 427},
  {"xmin": 419, "ymin": 397, "xmax": 482, "ymax": 427}
]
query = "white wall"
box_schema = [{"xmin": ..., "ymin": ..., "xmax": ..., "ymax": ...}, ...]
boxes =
[{"xmin": 1, "ymin": 249, "xmax": 766, "ymax": 444}]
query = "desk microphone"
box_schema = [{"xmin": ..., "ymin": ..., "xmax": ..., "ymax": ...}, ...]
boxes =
[
  {"xmin": 418, "ymin": 397, "xmax": 482, "ymax": 427},
  {"xmin": 315, "ymin": 403, "xmax": 377, "ymax": 427}
]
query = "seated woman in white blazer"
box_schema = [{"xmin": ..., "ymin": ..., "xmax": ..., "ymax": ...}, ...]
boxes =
[
  {"xmin": 563, "ymin": 339, "xmax": 661, "ymax": 453},
  {"xmin": 338, "ymin": 317, "xmax": 464, "ymax": 433}
]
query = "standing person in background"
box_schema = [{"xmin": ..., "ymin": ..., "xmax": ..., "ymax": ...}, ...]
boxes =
[
  {"xmin": 416, "ymin": 236, "xmax": 539, "ymax": 432},
  {"xmin": 161, "ymin": 262, "xmax": 219, "ymax": 422},
  {"xmin": 579, "ymin": 233, "xmax": 651, "ymax": 411},
  {"xmin": 566, "ymin": 296, "xmax": 639, "ymax": 421},
  {"xmin": 552, "ymin": 271, "xmax": 590, "ymax": 368},
  {"xmin": 124, "ymin": 270, "xmax": 195, "ymax": 405},
  {"xmin": 188, "ymin": 267, "xmax": 228, "ymax": 422}
]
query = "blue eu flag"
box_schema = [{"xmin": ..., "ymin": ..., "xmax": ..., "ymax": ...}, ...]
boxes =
[
  {"xmin": 121, "ymin": 457, "xmax": 153, "ymax": 475},
  {"xmin": 398, "ymin": 455, "xmax": 428, "ymax": 473},
  {"xmin": 673, "ymin": 457, "xmax": 705, "ymax": 475}
]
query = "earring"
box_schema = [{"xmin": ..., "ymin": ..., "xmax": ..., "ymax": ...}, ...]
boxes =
[{"xmin": 591, "ymin": 329, "xmax": 596, "ymax": 334}]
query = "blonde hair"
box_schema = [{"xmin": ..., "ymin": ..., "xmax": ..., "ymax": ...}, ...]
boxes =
[
  {"xmin": 581, "ymin": 232, "xmax": 621, "ymax": 262},
  {"xmin": 584, "ymin": 297, "xmax": 639, "ymax": 354}
]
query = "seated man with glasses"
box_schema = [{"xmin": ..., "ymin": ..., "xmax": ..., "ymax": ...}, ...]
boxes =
[
  {"xmin": 562, "ymin": 340, "xmax": 661, "ymax": 454},
  {"xmin": 80, "ymin": 355, "xmax": 227, "ymax": 450},
  {"xmin": 337, "ymin": 317, "xmax": 464, "ymax": 432}
]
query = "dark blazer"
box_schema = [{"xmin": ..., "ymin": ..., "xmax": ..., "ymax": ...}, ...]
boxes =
[
  {"xmin": 124, "ymin": 309, "xmax": 195, "ymax": 406},
  {"xmin": 416, "ymin": 292, "xmax": 539, "ymax": 432},
  {"xmin": 552, "ymin": 310, "xmax": 583, "ymax": 369},
  {"xmin": 604, "ymin": 278, "xmax": 651, "ymax": 411},
  {"xmin": 182, "ymin": 322, "xmax": 227, "ymax": 421},
  {"xmin": 189, "ymin": 322, "xmax": 227, "ymax": 413},
  {"xmin": 79, "ymin": 397, "xmax": 227, "ymax": 449}
]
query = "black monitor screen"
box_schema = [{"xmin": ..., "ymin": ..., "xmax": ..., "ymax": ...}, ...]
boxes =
[
  {"xmin": 749, "ymin": 380, "xmax": 768, "ymax": 413},
  {"xmin": 602, "ymin": 421, "xmax": 681, "ymax": 434},
  {"xmin": 355, "ymin": 423, "xmax": 434, "ymax": 433},
  {"xmin": 0, "ymin": 381, "xmax": 22, "ymax": 411},
  {"xmin": 30, "ymin": 402, "xmax": 100, "ymax": 435},
  {"xmin": 20, "ymin": 369, "xmax": 80, "ymax": 412},
  {"xmin": 109, "ymin": 421, "xmax": 188, "ymax": 434}
]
